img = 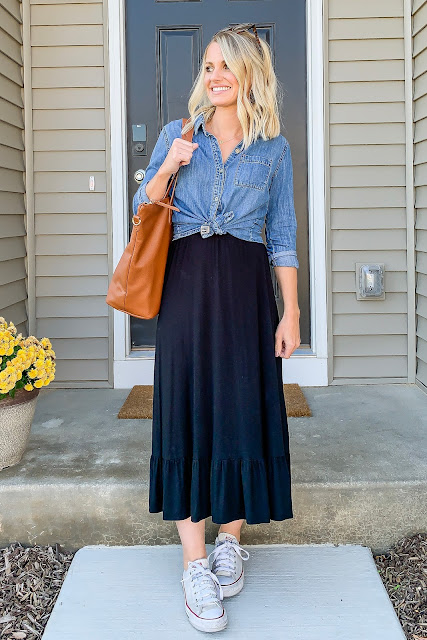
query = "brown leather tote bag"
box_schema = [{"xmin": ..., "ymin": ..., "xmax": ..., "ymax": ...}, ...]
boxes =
[{"xmin": 106, "ymin": 117, "xmax": 194, "ymax": 319}]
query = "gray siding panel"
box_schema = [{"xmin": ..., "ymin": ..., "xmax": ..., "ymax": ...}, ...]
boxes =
[
  {"xmin": 329, "ymin": 0, "xmax": 403, "ymax": 19},
  {"xmin": 31, "ymin": 0, "xmax": 110, "ymax": 385},
  {"xmin": 37, "ymin": 316, "xmax": 109, "ymax": 338},
  {"xmin": 329, "ymin": 39, "xmax": 405, "ymax": 61},
  {"xmin": 33, "ymin": 108, "xmax": 105, "ymax": 129},
  {"xmin": 32, "ymin": 45, "xmax": 104, "ymax": 67},
  {"xmin": 2, "ymin": 278, "xmax": 23, "ymax": 314},
  {"xmin": 328, "ymin": 0, "xmax": 408, "ymax": 381},
  {"xmin": 0, "ymin": 25, "xmax": 22, "ymax": 63},
  {"xmin": 333, "ymin": 314, "xmax": 408, "ymax": 335},
  {"xmin": 414, "ymin": 0, "xmax": 427, "ymax": 387},
  {"xmin": 329, "ymin": 18, "xmax": 403, "ymax": 40},
  {"xmin": 33, "ymin": 150, "xmax": 106, "ymax": 171},
  {"xmin": 0, "ymin": 0, "xmax": 27, "ymax": 333},
  {"xmin": 36, "ymin": 254, "xmax": 108, "ymax": 275},
  {"xmin": 35, "ymin": 212, "xmax": 107, "ymax": 234},
  {"xmin": 32, "ymin": 87, "xmax": 104, "ymax": 109}
]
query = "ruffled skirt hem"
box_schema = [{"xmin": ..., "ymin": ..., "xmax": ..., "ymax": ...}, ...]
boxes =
[{"xmin": 148, "ymin": 454, "xmax": 293, "ymax": 525}]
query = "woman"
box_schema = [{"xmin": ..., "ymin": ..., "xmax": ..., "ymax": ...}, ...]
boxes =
[{"xmin": 133, "ymin": 23, "xmax": 300, "ymax": 633}]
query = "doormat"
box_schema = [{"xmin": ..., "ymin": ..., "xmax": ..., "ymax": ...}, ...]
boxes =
[{"xmin": 117, "ymin": 383, "xmax": 311, "ymax": 419}]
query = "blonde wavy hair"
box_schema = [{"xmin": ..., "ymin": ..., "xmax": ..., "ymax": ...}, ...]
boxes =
[{"xmin": 181, "ymin": 24, "xmax": 284, "ymax": 150}]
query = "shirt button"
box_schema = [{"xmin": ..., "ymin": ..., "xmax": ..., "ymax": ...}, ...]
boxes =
[
  {"xmin": 235, "ymin": 147, "xmax": 242, "ymax": 153},
  {"xmin": 214, "ymin": 196, "xmax": 219, "ymax": 201}
]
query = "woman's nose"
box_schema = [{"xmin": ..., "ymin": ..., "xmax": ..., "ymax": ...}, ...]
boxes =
[{"xmin": 211, "ymin": 69, "xmax": 223, "ymax": 81}]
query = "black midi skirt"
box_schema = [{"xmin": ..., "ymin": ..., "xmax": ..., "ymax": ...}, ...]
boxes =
[{"xmin": 149, "ymin": 231, "xmax": 293, "ymax": 525}]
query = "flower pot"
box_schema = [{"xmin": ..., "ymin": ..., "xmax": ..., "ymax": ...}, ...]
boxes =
[{"xmin": 0, "ymin": 387, "xmax": 40, "ymax": 470}]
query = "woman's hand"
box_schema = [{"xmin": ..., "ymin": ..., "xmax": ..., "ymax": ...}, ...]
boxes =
[
  {"xmin": 275, "ymin": 310, "xmax": 301, "ymax": 358},
  {"xmin": 161, "ymin": 138, "xmax": 199, "ymax": 175}
]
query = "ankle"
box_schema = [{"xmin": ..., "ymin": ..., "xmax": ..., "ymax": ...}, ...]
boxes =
[
  {"xmin": 218, "ymin": 529, "xmax": 240, "ymax": 542},
  {"xmin": 183, "ymin": 555, "xmax": 207, "ymax": 571}
]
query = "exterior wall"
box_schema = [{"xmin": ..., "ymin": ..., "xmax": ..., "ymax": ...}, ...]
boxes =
[
  {"xmin": 30, "ymin": 0, "xmax": 111, "ymax": 387},
  {"xmin": 0, "ymin": 0, "xmax": 28, "ymax": 335},
  {"xmin": 17, "ymin": 0, "xmax": 419, "ymax": 388},
  {"xmin": 328, "ymin": 0, "xmax": 409, "ymax": 382},
  {"xmin": 413, "ymin": 0, "xmax": 427, "ymax": 389}
]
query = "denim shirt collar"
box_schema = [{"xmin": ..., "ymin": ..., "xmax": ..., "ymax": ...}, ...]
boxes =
[
  {"xmin": 192, "ymin": 111, "xmax": 263, "ymax": 141},
  {"xmin": 193, "ymin": 112, "xmax": 209, "ymax": 136}
]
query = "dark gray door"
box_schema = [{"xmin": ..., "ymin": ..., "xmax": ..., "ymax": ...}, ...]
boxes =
[{"xmin": 125, "ymin": 0, "xmax": 310, "ymax": 350}]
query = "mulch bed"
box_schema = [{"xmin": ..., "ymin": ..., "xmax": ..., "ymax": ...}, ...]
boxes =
[
  {"xmin": 0, "ymin": 533, "xmax": 426, "ymax": 638},
  {"xmin": 0, "ymin": 543, "xmax": 74, "ymax": 638},
  {"xmin": 373, "ymin": 533, "xmax": 427, "ymax": 640}
]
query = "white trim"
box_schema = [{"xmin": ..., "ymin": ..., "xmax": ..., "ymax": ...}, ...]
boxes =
[
  {"xmin": 404, "ymin": 0, "xmax": 416, "ymax": 383},
  {"xmin": 306, "ymin": 0, "xmax": 328, "ymax": 364},
  {"xmin": 108, "ymin": 0, "xmax": 130, "ymax": 370},
  {"xmin": 22, "ymin": 0, "xmax": 36, "ymax": 337},
  {"xmin": 107, "ymin": 0, "xmax": 328, "ymax": 388}
]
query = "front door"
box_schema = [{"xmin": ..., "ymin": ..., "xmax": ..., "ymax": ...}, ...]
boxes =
[{"xmin": 125, "ymin": 0, "xmax": 310, "ymax": 351}]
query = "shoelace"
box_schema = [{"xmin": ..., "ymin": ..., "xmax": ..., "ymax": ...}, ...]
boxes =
[
  {"xmin": 207, "ymin": 539, "xmax": 250, "ymax": 575},
  {"xmin": 181, "ymin": 561, "xmax": 224, "ymax": 608}
]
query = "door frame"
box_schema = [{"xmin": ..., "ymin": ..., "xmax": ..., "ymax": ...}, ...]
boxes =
[{"xmin": 107, "ymin": 0, "xmax": 328, "ymax": 388}]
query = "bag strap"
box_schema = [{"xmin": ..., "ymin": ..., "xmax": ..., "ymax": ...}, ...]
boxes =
[{"xmin": 164, "ymin": 117, "xmax": 194, "ymax": 203}]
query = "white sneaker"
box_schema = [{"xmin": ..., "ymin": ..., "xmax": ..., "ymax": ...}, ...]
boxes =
[
  {"xmin": 208, "ymin": 533, "xmax": 250, "ymax": 597},
  {"xmin": 180, "ymin": 557, "xmax": 228, "ymax": 633}
]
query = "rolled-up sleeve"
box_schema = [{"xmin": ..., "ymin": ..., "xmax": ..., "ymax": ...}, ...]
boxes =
[
  {"xmin": 265, "ymin": 139, "xmax": 299, "ymax": 268},
  {"xmin": 132, "ymin": 125, "xmax": 171, "ymax": 216}
]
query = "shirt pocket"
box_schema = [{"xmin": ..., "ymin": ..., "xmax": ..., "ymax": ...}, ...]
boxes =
[{"xmin": 233, "ymin": 154, "xmax": 273, "ymax": 191}]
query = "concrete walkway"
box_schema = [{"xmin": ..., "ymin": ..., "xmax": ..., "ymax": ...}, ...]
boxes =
[
  {"xmin": 0, "ymin": 383, "xmax": 426, "ymax": 553},
  {"xmin": 40, "ymin": 543, "xmax": 405, "ymax": 639}
]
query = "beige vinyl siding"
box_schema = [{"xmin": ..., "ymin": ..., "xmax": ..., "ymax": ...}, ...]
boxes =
[
  {"xmin": 31, "ymin": 0, "xmax": 110, "ymax": 386},
  {"xmin": 328, "ymin": 0, "xmax": 408, "ymax": 381},
  {"xmin": 413, "ymin": 0, "xmax": 427, "ymax": 389},
  {"xmin": 0, "ymin": 0, "xmax": 28, "ymax": 335}
]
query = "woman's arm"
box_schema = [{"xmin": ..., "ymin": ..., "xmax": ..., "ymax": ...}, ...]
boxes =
[
  {"xmin": 273, "ymin": 266, "xmax": 300, "ymax": 358},
  {"xmin": 265, "ymin": 139, "xmax": 300, "ymax": 357},
  {"xmin": 265, "ymin": 140, "xmax": 299, "ymax": 270},
  {"xmin": 145, "ymin": 165, "xmax": 174, "ymax": 202}
]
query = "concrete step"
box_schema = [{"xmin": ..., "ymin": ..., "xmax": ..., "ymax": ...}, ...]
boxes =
[
  {"xmin": 0, "ymin": 384, "xmax": 426, "ymax": 553},
  {"xmin": 40, "ymin": 543, "xmax": 405, "ymax": 640}
]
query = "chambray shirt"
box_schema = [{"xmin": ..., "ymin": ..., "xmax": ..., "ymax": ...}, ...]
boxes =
[{"xmin": 132, "ymin": 112, "xmax": 299, "ymax": 268}]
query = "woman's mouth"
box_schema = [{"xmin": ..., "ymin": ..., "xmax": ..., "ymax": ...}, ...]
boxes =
[{"xmin": 211, "ymin": 86, "xmax": 231, "ymax": 93}]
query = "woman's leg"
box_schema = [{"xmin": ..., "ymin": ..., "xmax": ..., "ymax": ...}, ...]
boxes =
[
  {"xmin": 218, "ymin": 519, "xmax": 245, "ymax": 542},
  {"xmin": 176, "ymin": 517, "xmax": 207, "ymax": 570}
]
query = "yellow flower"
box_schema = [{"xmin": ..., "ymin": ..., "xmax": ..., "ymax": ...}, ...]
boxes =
[
  {"xmin": 0, "ymin": 317, "xmax": 56, "ymax": 392},
  {"xmin": 1, "ymin": 384, "xmax": 13, "ymax": 394}
]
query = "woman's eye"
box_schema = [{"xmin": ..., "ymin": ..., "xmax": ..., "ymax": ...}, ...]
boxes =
[{"xmin": 205, "ymin": 64, "xmax": 229, "ymax": 71}]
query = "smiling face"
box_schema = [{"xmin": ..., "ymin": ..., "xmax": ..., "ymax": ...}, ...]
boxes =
[{"xmin": 204, "ymin": 41, "xmax": 239, "ymax": 106}]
